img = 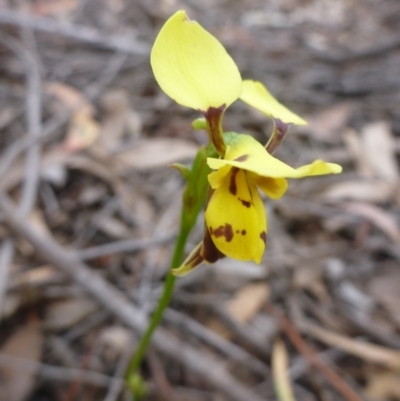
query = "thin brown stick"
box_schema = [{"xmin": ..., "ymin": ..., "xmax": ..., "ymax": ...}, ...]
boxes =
[
  {"xmin": 0, "ymin": 9, "xmax": 150, "ymax": 55},
  {"xmin": 76, "ymin": 234, "xmax": 175, "ymax": 261},
  {"xmin": 0, "ymin": 353, "xmax": 123, "ymax": 388},
  {"xmin": 0, "ymin": 28, "xmax": 42, "ymax": 318},
  {"xmin": 164, "ymin": 308, "xmax": 269, "ymax": 375},
  {"xmin": 0, "ymin": 193, "xmax": 265, "ymax": 401},
  {"xmin": 147, "ymin": 349, "xmax": 185, "ymax": 401},
  {"xmin": 265, "ymin": 303, "xmax": 364, "ymax": 401}
]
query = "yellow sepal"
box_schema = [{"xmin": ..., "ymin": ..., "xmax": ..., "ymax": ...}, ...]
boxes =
[{"xmin": 151, "ymin": 10, "xmax": 242, "ymax": 112}]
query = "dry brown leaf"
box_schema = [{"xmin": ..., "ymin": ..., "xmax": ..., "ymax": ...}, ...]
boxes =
[
  {"xmin": 340, "ymin": 202, "xmax": 400, "ymax": 244},
  {"xmin": 30, "ymin": 0, "xmax": 78, "ymax": 16},
  {"xmin": 342, "ymin": 128, "xmax": 372, "ymax": 177},
  {"xmin": 17, "ymin": 210, "xmax": 52, "ymax": 256},
  {"xmin": 293, "ymin": 265, "xmax": 328, "ymax": 301},
  {"xmin": 225, "ymin": 283, "xmax": 270, "ymax": 323},
  {"xmin": 115, "ymin": 138, "xmax": 197, "ymax": 170},
  {"xmin": 98, "ymin": 326, "xmax": 133, "ymax": 361},
  {"xmin": 208, "ymin": 283, "xmax": 269, "ymax": 339},
  {"xmin": 94, "ymin": 215, "xmax": 134, "ymax": 239},
  {"xmin": 272, "ymin": 339, "xmax": 295, "ymax": 401},
  {"xmin": 321, "ymin": 180, "xmax": 396, "ymax": 203},
  {"xmin": 300, "ymin": 102, "xmax": 355, "ymax": 143},
  {"xmin": 63, "ymin": 111, "xmax": 100, "ymax": 152},
  {"xmin": 0, "ymin": 324, "xmax": 44, "ymax": 401},
  {"xmin": 369, "ymin": 271, "xmax": 400, "ymax": 326},
  {"xmin": 361, "ymin": 121, "xmax": 399, "ymax": 180},
  {"xmin": 44, "ymin": 297, "xmax": 98, "ymax": 330},
  {"xmin": 2, "ymin": 294, "xmax": 22, "ymax": 320},
  {"xmin": 10, "ymin": 265, "xmax": 60, "ymax": 288},
  {"xmin": 300, "ymin": 320, "xmax": 400, "ymax": 369},
  {"xmin": 97, "ymin": 90, "xmax": 142, "ymax": 152},
  {"xmin": 46, "ymin": 82, "xmax": 94, "ymax": 115},
  {"xmin": 365, "ymin": 372, "xmax": 400, "ymax": 400}
]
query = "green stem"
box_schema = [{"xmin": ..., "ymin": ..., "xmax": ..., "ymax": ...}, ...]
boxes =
[
  {"xmin": 125, "ymin": 144, "xmax": 215, "ymax": 392},
  {"xmin": 125, "ymin": 217, "xmax": 190, "ymax": 380}
]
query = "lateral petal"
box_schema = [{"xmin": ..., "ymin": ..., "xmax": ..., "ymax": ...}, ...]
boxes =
[{"xmin": 240, "ymin": 80, "xmax": 307, "ymax": 125}]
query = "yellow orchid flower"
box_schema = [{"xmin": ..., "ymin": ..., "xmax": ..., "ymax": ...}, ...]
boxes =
[
  {"xmin": 172, "ymin": 133, "xmax": 342, "ymax": 275},
  {"xmin": 150, "ymin": 11, "xmax": 342, "ymax": 276}
]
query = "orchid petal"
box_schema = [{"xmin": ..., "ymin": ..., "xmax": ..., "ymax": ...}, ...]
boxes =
[
  {"xmin": 249, "ymin": 182, "xmax": 267, "ymax": 263},
  {"xmin": 208, "ymin": 134, "xmax": 342, "ymax": 178},
  {"xmin": 205, "ymin": 168, "xmax": 261, "ymax": 262},
  {"xmin": 240, "ymin": 80, "xmax": 307, "ymax": 125},
  {"xmin": 151, "ymin": 10, "xmax": 242, "ymax": 112}
]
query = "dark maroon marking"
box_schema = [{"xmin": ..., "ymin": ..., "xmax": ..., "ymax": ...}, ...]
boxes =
[
  {"xmin": 239, "ymin": 198, "xmax": 251, "ymax": 208},
  {"xmin": 185, "ymin": 247, "xmax": 203, "ymax": 265},
  {"xmin": 204, "ymin": 228, "xmax": 225, "ymax": 262},
  {"xmin": 241, "ymin": 230, "xmax": 246, "ymax": 235},
  {"xmin": 201, "ymin": 104, "xmax": 227, "ymax": 119},
  {"xmin": 266, "ymin": 118, "xmax": 293, "ymax": 155},
  {"xmin": 199, "ymin": 105, "xmax": 227, "ymax": 155},
  {"xmin": 211, "ymin": 223, "xmax": 234, "ymax": 242},
  {"xmin": 182, "ymin": 252, "xmax": 204, "ymax": 271},
  {"xmin": 260, "ymin": 231, "xmax": 267, "ymax": 244},
  {"xmin": 229, "ymin": 167, "xmax": 239, "ymax": 195},
  {"xmin": 234, "ymin": 154, "xmax": 248, "ymax": 162}
]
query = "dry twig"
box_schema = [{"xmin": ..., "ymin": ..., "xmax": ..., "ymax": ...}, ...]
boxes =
[
  {"xmin": 266, "ymin": 304, "xmax": 365, "ymax": 401},
  {"xmin": 0, "ymin": 28, "xmax": 42, "ymax": 318},
  {"xmin": 0, "ymin": 9, "xmax": 150, "ymax": 55}
]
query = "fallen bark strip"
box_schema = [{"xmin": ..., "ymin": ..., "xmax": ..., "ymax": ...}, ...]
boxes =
[{"xmin": 0, "ymin": 193, "xmax": 266, "ymax": 401}]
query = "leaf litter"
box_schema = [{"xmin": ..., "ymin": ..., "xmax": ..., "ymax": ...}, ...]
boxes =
[{"xmin": 0, "ymin": 0, "xmax": 400, "ymax": 401}]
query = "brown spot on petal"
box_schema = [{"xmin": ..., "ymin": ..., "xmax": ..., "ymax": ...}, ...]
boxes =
[
  {"xmin": 234, "ymin": 154, "xmax": 248, "ymax": 162},
  {"xmin": 211, "ymin": 223, "xmax": 234, "ymax": 242},
  {"xmin": 204, "ymin": 228, "xmax": 225, "ymax": 262},
  {"xmin": 241, "ymin": 230, "xmax": 246, "ymax": 235},
  {"xmin": 239, "ymin": 198, "xmax": 251, "ymax": 208},
  {"xmin": 229, "ymin": 167, "xmax": 239, "ymax": 195},
  {"xmin": 260, "ymin": 231, "xmax": 267, "ymax": 244}
]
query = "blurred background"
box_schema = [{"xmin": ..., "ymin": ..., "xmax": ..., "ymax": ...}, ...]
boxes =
[{"xmin": 0, "ymin": 0, "xmax": 400, "ymax": 400}]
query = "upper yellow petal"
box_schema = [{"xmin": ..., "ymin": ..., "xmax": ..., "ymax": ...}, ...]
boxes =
[
  {"xmin": 240, "ymin": 80, "xmax": 307, "ymax": 125},
  {"xmin": 151, "ymin": 10, "xmax": 242, "ymax": 112}
]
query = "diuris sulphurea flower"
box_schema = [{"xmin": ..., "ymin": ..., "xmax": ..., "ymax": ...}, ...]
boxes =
[
  {"xmin": 126, "ymin": 10, "xmax": 342, "ymax": 386},
  {"xmin": 150, "ymin": 10, "xmax": 342, "ymax": 275}
]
